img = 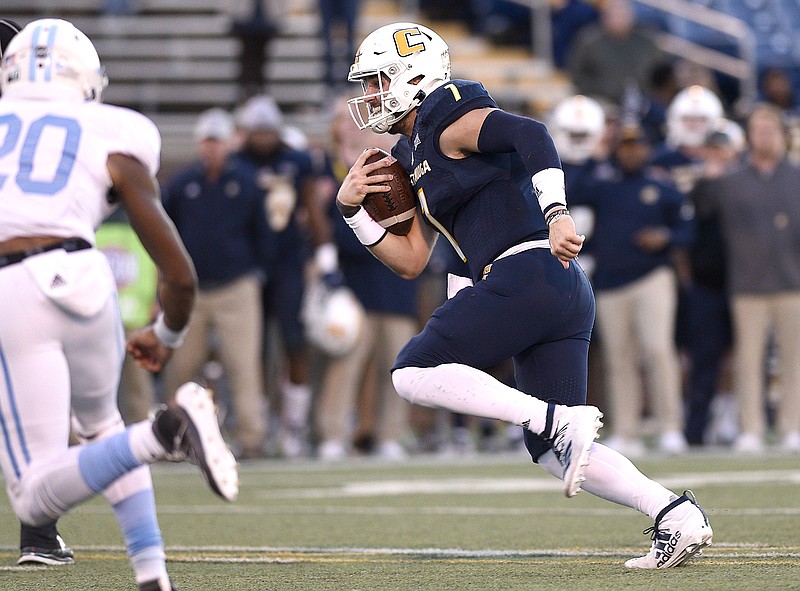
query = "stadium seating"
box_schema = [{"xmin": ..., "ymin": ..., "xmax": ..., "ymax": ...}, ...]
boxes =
[
  {"xmin": 635, "ymin": 0, "xmax": 800, "ymax": 70},
  {"xmin": 3, "ymin": 0, "xmax": 571, "ymax": 172}
]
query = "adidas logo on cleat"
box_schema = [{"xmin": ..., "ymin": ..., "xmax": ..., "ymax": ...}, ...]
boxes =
[
  {"xmin": 655, "ymin": 530, "xmax": 682, "ymax": 568},
  {"xmin": 547, "ymin": 405, "xmax": 603, "ymax": 497},
  {"xmin": 551, "ymin": 424, "xmax": 573, "ymax": 474}
]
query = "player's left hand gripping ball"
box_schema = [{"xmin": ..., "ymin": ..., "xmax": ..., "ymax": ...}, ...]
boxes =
[{"xmin": 362, "ymin": 148, "xmax": 416, "ymax": 235}]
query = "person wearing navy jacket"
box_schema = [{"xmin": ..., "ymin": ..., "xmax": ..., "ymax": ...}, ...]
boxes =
[{"xmin": 162, "ymin": 108, "xmax": 275, "ymax": 460}]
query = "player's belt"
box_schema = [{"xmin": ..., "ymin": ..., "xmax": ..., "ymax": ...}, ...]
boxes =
[
  {"xmin": 0, "ymin": 237, "xmax": 92, "ymax": 270},
  {"xmin": 481, "ymin": 239, "xmax": 550, "ymax": 280},
  {"xmin": 494, "ymin": 239, "xmax": 550, "ymax": 261}
]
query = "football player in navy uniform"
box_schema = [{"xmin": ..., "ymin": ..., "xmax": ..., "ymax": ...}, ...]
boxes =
[{"xmin": 336, "ymin": 22, "xmax": 712, "ymax": 568}]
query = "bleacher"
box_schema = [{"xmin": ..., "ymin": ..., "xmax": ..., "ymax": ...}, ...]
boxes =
[
  {"xmin": 3, "ymin": 0, "xmax": 572, "ymax": 175},
  {"xmin": 3, "ymin": 0, "xmax": 353, "ymax": 173},
  {"xmin": 635, "ymin": 0, "xmax": 800, "ymax": 81},
  {"xmin": 15, "ymin": 0, "xmax": 798, "ymax": 173},
  {"xmin": 712, "ymin": 0, "xmax": 800, "ymax": 68}
]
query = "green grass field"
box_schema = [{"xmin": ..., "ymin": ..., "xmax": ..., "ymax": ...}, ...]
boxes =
[{"xmin": 1, "ymin": 450, "xmax": 799, "ymax": 590}]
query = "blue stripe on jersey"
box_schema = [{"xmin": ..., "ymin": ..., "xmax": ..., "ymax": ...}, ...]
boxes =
[
  {"xmin": 111, "ymin": 293, "xmax": 126, "ymax": 376},
  {"xmin": 0, "ymin": 342, "xmax": 31, "ymax": 479},
  {"xmin": 78, "ymin": 431, "xmax": 141, "ymax": 493},
  {"xmin": 112, "ymin": 489, "xmax": 163, "ymax": 555}
]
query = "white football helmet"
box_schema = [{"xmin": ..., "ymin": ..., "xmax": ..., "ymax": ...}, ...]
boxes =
[
  {"xmin": 666, "ymin": 85, "xmax": 724, "ymax": 149},
  {"xmin": 302, "ymin": 281, "xmax": 365, "ymax": 357},
  {"xmin": 549, "ymin": 95, "xmax": 606, "ymax": 165},
  {"xmin": 0, "ymin": 18, "xmax": 107, "ymax": 102},
  {"xmin": 348, "ymin": 22, "xmax": 451, "ymax": 133}
]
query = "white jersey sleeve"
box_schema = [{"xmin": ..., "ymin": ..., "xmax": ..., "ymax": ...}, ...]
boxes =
[
  {"xmin": 93, "ymin": 103, "xmax": 161, "ymax": 177},
  {"xmin": 0, "ymin": 99, "xmax": 161, "ymax": 243}
]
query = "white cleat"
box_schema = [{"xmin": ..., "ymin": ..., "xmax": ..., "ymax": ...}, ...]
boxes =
[
  {"xmin": 162, "ymin": 382, "xmax": 240, "ymax": 502},
  {"xmin": 550, "ymin": 404, "xmax": 603, "ymax": 497},
  {"xmin": 625, "ymin": 490, "xmax": 713, "ymax": 569}
]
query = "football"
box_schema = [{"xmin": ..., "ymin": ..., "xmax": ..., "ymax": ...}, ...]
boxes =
[{"xmin": 362, "ymin": 148, "xmax": 416, "ymax": 236}]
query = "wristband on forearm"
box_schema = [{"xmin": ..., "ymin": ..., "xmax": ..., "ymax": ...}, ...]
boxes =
[
  {"xmin": 531, "ymin": 168, "xmax": 567, "ymax": 215},
  {"xmin": 336, "ymin": 198, "xmax": 361, "ymax": 218},
  {"xmin": 546, "ymin": 208, "xmax": 570, "ymax": 226},
  {"xmin": 153, "ymin": 312, "xmax": 189, "ymax": 349},
  {"xmin": 337, "ymin": 201, "xmax": 388, "ymax": 246}
]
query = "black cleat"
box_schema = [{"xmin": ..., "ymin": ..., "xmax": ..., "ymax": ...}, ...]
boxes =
[
  {"xmin": 153, "ymin": 382, "xmax": 239, "ymax": 502},
  {"xmin": 18, "ymin": 533, "xmax": 74, "ymax": 566},
  {"xmin": 138, "ymin": 576, "xmax": 177, "ymax": 590}
]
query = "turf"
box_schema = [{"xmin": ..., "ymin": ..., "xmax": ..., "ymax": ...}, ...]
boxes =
[{"xmin": 2, "ymin": 451, "xmax": 799, "ymax": 590}]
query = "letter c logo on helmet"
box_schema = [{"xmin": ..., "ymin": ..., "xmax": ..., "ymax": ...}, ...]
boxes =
[{"xmin": 393, "ymin": 27, "xmax": 425, "ymax": 57}]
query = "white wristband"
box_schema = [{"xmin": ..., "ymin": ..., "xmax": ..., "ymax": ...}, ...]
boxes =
[
  {"xmin": 343, "ymin": 206, "xmax": 388, "ymax": 246},
  {"xmin": 531, "ymin": 168, "xmax": 567, "ymax": 214},
  {"xmin": 153, "ymin": 312, "xmax": 189, "ymax": 349}
]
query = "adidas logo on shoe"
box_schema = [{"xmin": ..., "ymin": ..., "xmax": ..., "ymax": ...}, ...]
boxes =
[
  {"xmin": 654, "ymin": 529, "xmax": 682, "ymax": 568},
  {"xmin": 547, "ymin": 404, "xmax": 603, "ymax": 498}
]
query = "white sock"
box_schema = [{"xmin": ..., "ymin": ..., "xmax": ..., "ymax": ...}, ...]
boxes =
[
  {"xmin": 127, "ymin": 420, "xmax": 167, "ymax": 464},
  {"xmin": 132, "ymin": 555, "xmax": 169, "ymax": 587},
  {"xmin": 539, "ymin": 443, "xmax": 675, "ymax": 520},
  {"xmin": 392, "ymin": 365, "xmax": 551, "ymax": 435},
  {"xmin": 282, "ymin": 381, "xmax": 312, "ymax": 428}
]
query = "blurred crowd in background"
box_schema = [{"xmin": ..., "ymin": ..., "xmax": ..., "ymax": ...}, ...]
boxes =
[{"xmin": 91, "ymin": 0, "xmax": 800, "ymax": 461}]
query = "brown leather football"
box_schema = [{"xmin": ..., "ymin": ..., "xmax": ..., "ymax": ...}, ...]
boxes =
[{"xmin": 362, "ymin": 148, "xmax": 416, "ymax": 236}]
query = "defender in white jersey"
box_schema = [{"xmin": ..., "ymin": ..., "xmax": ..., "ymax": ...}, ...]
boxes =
[
  {"xmin": 0, "ymin": 19, "xmax": 238, "ymax": 591},
  {"xmin": 1, "ymin": 14, "xmax": 75, "ymax": 568}
]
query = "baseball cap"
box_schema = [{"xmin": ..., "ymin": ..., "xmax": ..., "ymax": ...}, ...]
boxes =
[
  {"xmin": 194, "ymin": 108, "xmax": 234, "ymax": 141},
  {"xmin": 236, "ymin": 95, "xmax": 283, "ymax": 131}
]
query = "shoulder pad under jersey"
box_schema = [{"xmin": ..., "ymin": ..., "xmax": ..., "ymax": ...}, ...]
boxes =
[
  {"xmin": 91, "ymin": 103, "xmax": 161, "ymax": 176},
  {"xmin": 417, "ymin": 79, "xmax": 497, "ymax": 132}
]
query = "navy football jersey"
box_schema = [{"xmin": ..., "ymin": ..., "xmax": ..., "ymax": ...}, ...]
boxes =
[{"xmin": 392, "ymin": 79, "xmax": 549, "ymax": 282}]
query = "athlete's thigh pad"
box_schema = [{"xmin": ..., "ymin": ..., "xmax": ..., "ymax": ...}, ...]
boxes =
[{"xmin": 22, "ymin": 249, "xmax": 115, "ymax": 317}]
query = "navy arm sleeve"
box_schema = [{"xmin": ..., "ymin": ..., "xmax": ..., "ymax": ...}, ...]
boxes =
[{"xmin": 476, "ymin": 109, "xmax": 562, "ymax": 176}]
